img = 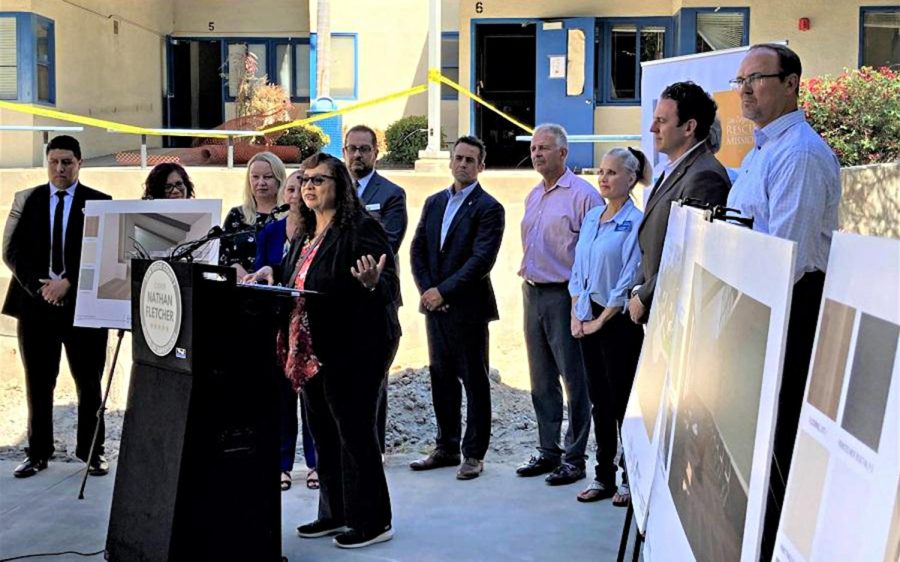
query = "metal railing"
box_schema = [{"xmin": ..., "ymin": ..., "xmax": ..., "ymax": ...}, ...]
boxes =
[
  {"xmin": 0, "ymin": 125, "xmax": 86, "ymax": 165},
  {"xmin": 106, "ymin": 128, "xmax": 257, "ymax": 169},
  {"xmin": 515, "ymin": 134, "xmax": 641, "ymax": 143}
]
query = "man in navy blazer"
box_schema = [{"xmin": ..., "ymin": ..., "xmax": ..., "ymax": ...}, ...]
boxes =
[
  {"xmin": 409, "ymin": 136, "xmax": 505, "ymax": 480},
  {"xmin": 343, "ymin": 125, "xmax": 408, "ymax": 455},
  {"xmin": 3, "ymin": 136, "xmax": 111, "ymax": 478}
]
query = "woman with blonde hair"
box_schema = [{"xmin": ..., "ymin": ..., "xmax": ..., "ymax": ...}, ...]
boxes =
[
  {"xmin": 569, "ymin": 147, "xmax": 652, "ymax": 506},
  {"xmin": 219, "ymin": 151, "xmax": 286, "ymax": 277}
]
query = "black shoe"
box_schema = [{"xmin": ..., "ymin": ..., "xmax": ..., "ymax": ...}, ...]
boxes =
[
  {"xmin": 515, "ymin": 455, "xmax": 559, "ymax": 477},
  {"xmin": 333, "ymin": 525, "xmax": 394, "ymax": 549},
  {"xmin": 13, "ymin": 457, "xmax": 48, "ymax": 478},
  {"xmin": 297, "ymin": 519, "xmax": 349, "ymax": 538},
  {"xmin": 88, "ymin": 455, "xmax": 109, "ymax": 476},
  {"xmin": 409, "ymin": 450, "xmax": 461, "ymax": 471},
  {"xmin": 545, "ymin": 463, "xmax": 586, "ymax": 486}
]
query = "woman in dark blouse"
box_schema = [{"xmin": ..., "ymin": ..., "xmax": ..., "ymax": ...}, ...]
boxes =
[
  {"xmin": 142, "ymin": 162, "xmax": 195, "ymax": 200},
  {"xmin": 219, "ymin": 151, "xmax": 286, "ymax": 277},
  {"xmin": 246, "ymin": 153, "xmax": 398, "ymax": 549}
]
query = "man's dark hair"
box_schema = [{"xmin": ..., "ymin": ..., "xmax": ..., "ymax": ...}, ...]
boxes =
[
  {"xmin": 660, "ymin": 81, "xmax": 718, "ymax": 143},
  {"xmin": 452, "ymin": 135, "xmax": 487, "ymax": 165},
  {"xmin": 47, "ymin": 135, "xmax": 81, "ymax": 160},
  {"xmin": 344, "ymin": 124, "xmax": 378, "ymax": 148},
  {"xmin": 749, "ymin": 43, "xmax": 802, "ymax": 94}
]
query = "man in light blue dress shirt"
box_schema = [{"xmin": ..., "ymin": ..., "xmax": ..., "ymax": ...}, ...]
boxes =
[{"xmin": 726, "ymin": 43, "xmax": 841, "ymax": 560}]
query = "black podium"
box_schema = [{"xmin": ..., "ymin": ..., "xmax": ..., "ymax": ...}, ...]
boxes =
[{"xmin": 106, "ymin": 261, "xmax": 297, "ymax": 561}]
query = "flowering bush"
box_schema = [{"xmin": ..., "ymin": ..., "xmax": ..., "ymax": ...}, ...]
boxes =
[
  {"xmin": 274, "ymin": 124, "xmax": 330, "ymax": 160},
  {"xmin": 800, "ymin": 66, "xmax": 900, "ymax": 167}
]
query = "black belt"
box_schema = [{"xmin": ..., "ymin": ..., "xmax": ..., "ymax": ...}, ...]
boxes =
[{"xmin": 524, "ymin": 279, "xmax": 567, "ymax": 289}]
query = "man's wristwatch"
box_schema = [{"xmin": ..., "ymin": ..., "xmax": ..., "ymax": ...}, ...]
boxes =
[{"xmin": 630, "ymin": 285, "xmax": 643, "ymax": 299}]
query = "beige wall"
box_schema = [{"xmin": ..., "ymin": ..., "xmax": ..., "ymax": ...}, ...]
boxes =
[
  {"xmin": 457, "ymin": 0, "xmax": 890, "ymax": 145},
  {"xmin": 0, "ymin": 0, "xmax": 172, "ymax": 167},
  {"xmin": 172, "ymin": 0, "xmax": 309, "ymax": 36}
]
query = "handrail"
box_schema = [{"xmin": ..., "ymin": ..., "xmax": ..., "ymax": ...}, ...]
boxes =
[
  {"xmin": 105, "ymin": 128, "xmax": 260, "ymax": 169},
  {"xmin": 0, "ymin": 125, "xmax": 86, "ymax": 166},
  {"xmin": 515, "ymin": 134, "xmax": 641, "ymax": 143}
]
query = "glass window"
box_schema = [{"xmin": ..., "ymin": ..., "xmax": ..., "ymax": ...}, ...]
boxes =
[
  {"xmin": 35, "ymin": 19, "xmax": 51, "ymax": 102},
  {"xmin": 0, "ymin": 17, "xmax": 17, "ymax": 99},
  {"xmin": 605, "ymin": 22, "xmax": 667, "ymax": 103},
  {"xmin": 275, "ymin": 43, "xmax": 292, "ymax": 95},
  {"xmin": 696, "ymin": 12, "xmax": 746, "ymax": 53},
  {"xmin": 330, "ymin": 35, "xmax": 356, "ymax": 99},
  {"xmin": 861, "ymin": 10, "xmax": 900, "ymax": 68},
  {"xmin": 294, "ymin": 43, "xmax": 310, "ymax": 98},
  {"xmin": 441, "ymin": 33, "xmax": 459, "ymax": 99},
  {"xmin": 227, "ymin": 42, "xmax": 267, "ymax": 98}
]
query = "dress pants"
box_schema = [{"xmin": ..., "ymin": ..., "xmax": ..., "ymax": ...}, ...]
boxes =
[
  {"xmin": 579, "ymin": 306, "xmax": 644, "ymax": 484},
  {"xmin": 523, "ymin": 282, "xmax": 591, "ymax": 467},
  {"xmin": 375, "ymin": 336, "xmax": 400, "ymax": 454},
  {"xmin": 18, "ymin": 306, "xmax": 108, "ymax": 461},
  {"xmin": 302, "ymin": 361, "xmax": 391, "ymax": 532},
  {"xmin": 278, "ymin": 375, "xmax": 317, "ymax": 471},
  {"xmin": 759, "ymin": 270, "xmax": 826, "ymax": 561},
  {"xmin": 425, "ymin": 314, "xmax": 491, "ymax": 460}
]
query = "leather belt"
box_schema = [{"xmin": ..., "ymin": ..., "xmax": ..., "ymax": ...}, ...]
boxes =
[{"xmin": 524, "ymin": 279, "xmax": 567, "ymax": 289}]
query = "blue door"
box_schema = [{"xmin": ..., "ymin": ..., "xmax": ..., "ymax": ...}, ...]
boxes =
[{"xmin": 535, "ymin": 18, "xmax": 595, "ymax": 170}]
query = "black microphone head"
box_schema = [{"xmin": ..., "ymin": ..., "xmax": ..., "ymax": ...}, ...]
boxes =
[
  {"xmin": 206, "ymin": 225, "xmax": 224, "ymax": 238},
  {"xmin": 274, "ymin": 203, "xmax": 290, "ymax": 214}
]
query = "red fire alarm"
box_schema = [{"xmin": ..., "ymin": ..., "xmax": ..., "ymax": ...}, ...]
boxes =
[{"xmin": 798, "ymin": 17, "xmax": 811, "ymax": 31}]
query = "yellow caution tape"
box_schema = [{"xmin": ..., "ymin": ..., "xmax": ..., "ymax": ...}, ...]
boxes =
[
  {"xmin": 2, "ymin": 71, "xmax": 533, "ymax": 139},
  {"xmin": 0, "ymin": 100, "xmax": 231, "ymax": 138},
  {"xmin": 428, "ymin": 69, "xmax": 535, "ymax": 135},
  {"xmin": 258, "ymin": 83, "xmax": 430, "ymax": 134}
]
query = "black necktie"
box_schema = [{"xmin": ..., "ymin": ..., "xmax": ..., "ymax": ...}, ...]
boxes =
[{"xmin": 52, "ymin": 190, "xmax": 67, "ymax": 276}]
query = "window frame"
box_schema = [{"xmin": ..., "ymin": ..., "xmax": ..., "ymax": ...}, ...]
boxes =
[
  {"xmin": 441, "ymin": 31, "xmax": 459, "ymax": 100},
  {"xmin": 309, "ymin": 32, "xmax": 359, "ymax": 101},
  {"xmin": 596, "ymin": 17, "xmax": 674, "ymax": 106},
  {"xmin": 859, "ymin": 6, "xmax": 900, "ymax": 68},
  {"xmin": 0, "ymin": 12, "xmax": 56, "ymax": 104},
  {"xmin": 676, "ymin": 7, "xmax": 750, "ymax": 56},
  {"xmin": 222, "ymin": 37, "xmax": 311, "ymax": 103}
]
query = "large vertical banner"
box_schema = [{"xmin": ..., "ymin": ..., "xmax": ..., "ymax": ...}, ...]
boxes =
[
  {"xmin": 74, "ymin": 199, "xmax": 222, "ymax": 330},
  {"xmin": 774, "ymin": 233, "xmax": 900, "ymax": 562},
  {"xmin": 640, "ymin": 46, "xmax": 756, "ymax": 172}
]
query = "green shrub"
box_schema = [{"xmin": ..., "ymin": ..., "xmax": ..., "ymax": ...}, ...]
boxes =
[
  {"xmin": 275, "ymin": 124, "xmax": 330, "ymax": 160},
  {"xmin": 800, "ymin": 66, "xmax": 900, "ymax": 167},
  {"xmin": 383, "ymin": 115, "xmax": 442, "ymax": 165}
]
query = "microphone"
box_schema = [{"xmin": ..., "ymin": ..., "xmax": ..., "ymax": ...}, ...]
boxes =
[
  {"xmin": 169, "ymin": 225, "xmax": 234, "ymax": 262},
  {"xmin": 271, "ymin": 203, "xmax": 290, "ymax": 214}
]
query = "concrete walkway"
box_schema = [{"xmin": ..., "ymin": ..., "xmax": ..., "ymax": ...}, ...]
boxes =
[{"xmin": 0, "ymin": 457, "xmax": 636, "ymax": 561}]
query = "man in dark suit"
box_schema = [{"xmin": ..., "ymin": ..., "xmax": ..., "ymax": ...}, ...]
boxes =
[
  {"xmin": 627, "ymin": 82, "xmax": 731, "ymax": 324},
  {"xmin": 3, "ymin": 135, "xmax": 111, "ymax": 478},
  {"xmin": 343, "ymin": 124, "xmax": 408, "ymax": 455},
  {"xmin": 409, "ymin": 136, "xmax": 505, "ymax": 480}
]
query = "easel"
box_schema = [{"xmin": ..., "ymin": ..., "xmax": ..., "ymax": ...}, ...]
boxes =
[{"xmin": 616, "ymin": 503, "xmax": 644, "ymax": 562}]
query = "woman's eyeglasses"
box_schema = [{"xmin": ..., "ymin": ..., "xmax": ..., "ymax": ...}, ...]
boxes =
[
  {"xmin": 300, "ymin": 175, "xmax": 335, "ymax": 187},
  {"xmin": 164, "ymin": 181, "xmax": 187, "ymax": 193}
]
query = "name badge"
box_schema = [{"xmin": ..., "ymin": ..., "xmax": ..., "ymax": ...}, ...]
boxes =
[
  {"xmin": 615, "ymin": 221, "xmax": 632, "ymax": 232},
  {"xmin": 365, "ymin": 203, "xmax": 381, "ymax": 212}
]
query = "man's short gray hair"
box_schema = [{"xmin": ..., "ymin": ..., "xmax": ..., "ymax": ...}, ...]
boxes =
[{"xmin": 532, "ymin": 123, "xmax": 569, "ymax": 150}]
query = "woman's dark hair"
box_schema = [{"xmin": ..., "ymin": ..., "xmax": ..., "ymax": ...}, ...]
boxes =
[
  {"xmin": 297, "ymin": 152, "xmax": 364, "ymax": 238},
  {"xmin": 142, "ymin": 163, "xmax": 195, "ymax": 199}
]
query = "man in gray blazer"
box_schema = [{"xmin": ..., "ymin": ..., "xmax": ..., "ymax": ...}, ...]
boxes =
[{"xmin": 627, "ymin": 82, "xmax": 731, "ymax": 324}]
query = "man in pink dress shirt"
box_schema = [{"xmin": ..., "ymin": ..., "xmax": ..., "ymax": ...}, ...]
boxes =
[{"xmin": 516, "ymin": 124, "xmax": 603, "ymax": 485}]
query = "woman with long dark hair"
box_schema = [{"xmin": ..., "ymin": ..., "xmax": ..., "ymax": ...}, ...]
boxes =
[
  {"xmin": 246, "ymin": 153, "xmax": 397, "ymax": 549},
  {"xmin": 142, "ymin": 162, "xmax": 195, "ymax": 199}
]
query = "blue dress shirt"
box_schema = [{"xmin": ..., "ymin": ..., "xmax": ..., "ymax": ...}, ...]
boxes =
[
  {"xmin": 569, "ymin": 199, "xmax": 643, "ymax": 320},
  {"xmin": 727, "ymin": 110, "xmax": 841, "ymax": 282},
  {"xmin": 440, "ymin": 181, "xmax": 477, "ymax": 249}
]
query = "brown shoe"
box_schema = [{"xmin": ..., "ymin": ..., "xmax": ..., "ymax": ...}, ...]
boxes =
[
  {"xmin": 409, "ymin": 450, "xmax": 461, "ymax": 471},
  {"xmin": 456, "ymin": 458, "xmax": 484, "ymax": 480}
]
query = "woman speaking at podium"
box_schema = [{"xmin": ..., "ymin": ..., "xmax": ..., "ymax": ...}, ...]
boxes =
[{"xmin": 246, "ymin": 152, "xmax": 398, "ymax": 549}]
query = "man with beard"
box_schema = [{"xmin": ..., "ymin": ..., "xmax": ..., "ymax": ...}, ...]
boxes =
[{"xmin": 343, "ymin": 125, "xmax": 408, "ymax": 454}]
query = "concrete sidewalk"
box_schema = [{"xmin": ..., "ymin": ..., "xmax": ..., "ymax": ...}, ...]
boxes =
[{"xmin": 0, "ymin": 456, "xmax": 635, "ymax": 561}]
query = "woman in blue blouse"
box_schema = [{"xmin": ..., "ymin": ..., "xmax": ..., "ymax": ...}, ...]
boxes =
[
  {"xmin": 569, "ymin": 147, "xmax": 651, "ymax": 505},
  {"xmin": 255, "ymin": 169, "xmax": 319, "ymax": 491}
]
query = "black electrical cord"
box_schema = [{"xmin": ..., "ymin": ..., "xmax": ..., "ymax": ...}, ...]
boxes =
[{"xmin": 0, "ymin": 549, "xmax": 105, "ymax": 562}]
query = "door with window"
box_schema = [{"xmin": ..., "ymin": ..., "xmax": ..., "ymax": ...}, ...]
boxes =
[{"xmin": 535, "ymin": 18, "xmax": 595, "ymax": 171}]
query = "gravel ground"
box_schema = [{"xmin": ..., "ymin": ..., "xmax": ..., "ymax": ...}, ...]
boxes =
[{"xmin": 0, "ymin": 363, "xmax": 589, "ymax": 466}]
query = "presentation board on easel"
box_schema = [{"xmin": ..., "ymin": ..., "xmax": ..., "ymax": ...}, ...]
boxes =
[
  {"xmin": 73, "ymin": 199, "xmax": 222, "ymax": 330},
  {"xmin": 622, "ymin": 205, "xmax": 797, "ymax": 561},
  {"xmin": 774, "ymin": 233, "xmax": 900, "ymax": 562}
]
